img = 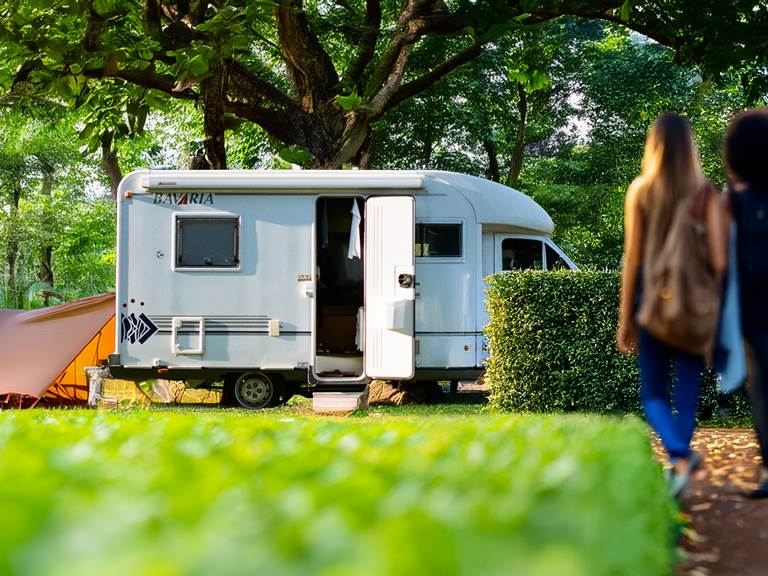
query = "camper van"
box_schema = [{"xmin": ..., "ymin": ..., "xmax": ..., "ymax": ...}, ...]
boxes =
[{"xmin": 109, "ymin": 170, "xmax": 577, "ymax": 408}]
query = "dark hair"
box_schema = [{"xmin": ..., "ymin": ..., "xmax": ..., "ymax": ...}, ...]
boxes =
[{"xmin": 724, "ymin": 107, "xmax": 768, "ymax": 189}]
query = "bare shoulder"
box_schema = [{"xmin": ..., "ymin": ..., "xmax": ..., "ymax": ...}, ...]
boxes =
[
  {"xmin": 704, "ymin": 180, "xmax": 726, "ymax": 210},
  {"xmin": 626, "ymin": 177, "xmax": 644, "ymax": 208}
]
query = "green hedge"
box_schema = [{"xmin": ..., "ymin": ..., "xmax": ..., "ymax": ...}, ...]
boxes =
[
  {"xmin": 485, "ymin": 271, "xmax": 751, "ymax": 420},
  {"xmin": 0, "ymin": 411, "xmax": 675, "ymax": 576}
]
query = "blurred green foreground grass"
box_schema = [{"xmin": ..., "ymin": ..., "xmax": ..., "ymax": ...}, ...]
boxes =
[{"xmin": 0, "ymin": 411, "xmax": 675, "ymax": 576}]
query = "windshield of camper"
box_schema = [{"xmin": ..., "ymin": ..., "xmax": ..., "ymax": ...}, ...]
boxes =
[{"xmin": 502, "ymin": 238, "xmax": 543, "ymax": 270}]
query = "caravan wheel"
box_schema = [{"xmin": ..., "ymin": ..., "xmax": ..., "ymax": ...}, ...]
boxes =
[{"xmin": 232, "ymin": 372, "xmax": 284, "ymax": 409}]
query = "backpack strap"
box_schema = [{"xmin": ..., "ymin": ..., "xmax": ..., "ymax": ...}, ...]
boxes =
[{"xmin": 691, "ymin": 182, "xmax": 715, "ymax": 221}]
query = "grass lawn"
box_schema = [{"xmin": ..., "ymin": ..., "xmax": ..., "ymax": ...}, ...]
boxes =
[
  {"xmin": 153, "ymin": 394, "xmax": 489, "ymax": 417},
  {"xmin": 0, "ymin": 407, "xmax": 675, "ymax": 576}
]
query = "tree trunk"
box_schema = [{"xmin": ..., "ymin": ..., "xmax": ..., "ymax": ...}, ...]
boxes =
[
  {"xmin": 482, "ymin": 136, "xmax": 500, "ymax": 182},
  {"xmin": 201, "ymin": 60, "xmax": 228, "ymax": 169},
  {"xmin": 6, "ymin": 245, "xmax": 18, "ymax": 308},
  {"xmin": 506, "ymin": 83, "xmax": 527, "ymax": 188},
  {"xmin": 354, "ymin": 133, "xmax": 373, "ymax": 169},
  {"xmin": 101, "ymin": 132, "xmax": 123, "ymax": 202},
  {"xmin": 38, "ymin": 168, "xmax": 55, "ymax": 306},
  {"xmin": 421, "ymin": 125, "xmax": 434, "ymax": 168},
  {"xmin": 6, "ymin": 182, "xmax": 22, "ymax": 308}
]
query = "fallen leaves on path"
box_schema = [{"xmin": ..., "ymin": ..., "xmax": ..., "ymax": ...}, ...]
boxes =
[{"xmin": 651, "ymin": 428, "xmax": 768, "ymax": 576}]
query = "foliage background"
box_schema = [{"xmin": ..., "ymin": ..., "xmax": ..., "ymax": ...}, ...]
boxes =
[{"xmin": 0, "ymin": 16, "xmax": 756, "ymax": 307}]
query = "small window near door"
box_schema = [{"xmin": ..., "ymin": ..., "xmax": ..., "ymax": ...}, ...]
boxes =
[
  {"xmin": 502, "ymin": 238, "xmax": 543, "ymax": 270},
  {"xmin": 416, "ymin": 223, "xmax": 462, "ymax": 257},
  {"xmin": 176, "ymin": 217, "xmax": 239, "ymax": 268},
  {"xmin": 546, "ymin": 245, "xmax": 570, "ymax": 270}
]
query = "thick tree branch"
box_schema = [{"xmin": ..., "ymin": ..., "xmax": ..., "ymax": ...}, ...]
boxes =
[
  {"xmin": 579, "ymin": 12, "xmax": 676, "ymax": 47},
  {"xmin": 367, "ymin": 0, "xmax": 625, "ymax": 119},
  {"xmin": 228, "ymin": 61, "xmax": 296, "ymax": 110},
  {"xmin": 363, "ymin": 0, "xmax": 443, "ymax": 99},
  {"xmin": 382, "ymin": 40, "xmax": 484, "ymax": 114},
  {"xmin": 506, "ymin": 82, "xmax": 527, "ymax": 187},
  {"xmin": 344, "ymin": 0, "xmax": 382, "ymax": 85},
  {"xmin": 224, "ymin": 102, "xmax": 291, "ymax": 140},
  {"xmin": 12, "ymin": 59, "xmax": 42, "ymax": 84},
  {"xmin": 201, "ymin": 58, "xmax": 228, "ymax": 169},
  {"xmin": 366, "ymin": 43, "xmax": 414, "ymax": 113},
  {"xmin": 524, "ymin": 1, "xmax": 678, "ymax": 47},
  {"xmin": 225, "ymin": 100, "xmax": 333, "ymax": 161},
  {"xmin": 278, "ymin": 0, "xmax": 340, "ymax": 110},
  {"xmin": 483, "ymin": 137, "xmax": 500, "ymax": 182},
  {"xmin": 81, "ymin": 65, "xmax": 197, "ymax": 100},
  {"xmin": 329, "ymin": 113, "xmax": 370, "ymax": 167},
  {"xmin": 100, "ymin": 131, "xmax": 122, "ymax": 202},
  {"xmin": 142, "ymin": 0, "xmax": 163, "ymax": 41},
  {"xmin": 523, "ymin": 0, "xmax": 624, "ymax": 20},
  {"xmin": 83, "ymin": 3, "xmax": 106, "ymax": 51}
]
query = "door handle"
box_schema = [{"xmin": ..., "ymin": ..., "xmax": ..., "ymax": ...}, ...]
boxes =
[{"xmin": 398, "ymin": 273, "xmax": 414, "ymax": 288}]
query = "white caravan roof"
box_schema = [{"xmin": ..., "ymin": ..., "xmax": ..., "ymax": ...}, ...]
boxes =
[
  {"xmin": 127, "ymin": 169, "xmax": 554, "ymax": 235},
  {"xmin": 424, "ymin": 172, "xmax": 554, "ymax": 234}
]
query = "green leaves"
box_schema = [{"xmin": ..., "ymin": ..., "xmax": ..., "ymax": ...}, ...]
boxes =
[
  {"xmin": 508, "ymin": 67, "xmax": 551, "ymax": 92},
  {"xmin": 335, "ymin": 91, "xmax": 363, "ymax": 112},
  {"xmin": 484, "ymin": 271, "xmax": 752, "ymax": 421},
  {"xmin": 0, "ymin": 410, "xmax": 676, "ymax": 575},
  {"xmin": 93, "ymin": 0, "xmax": 117, "ymax": 17},
  {"xmin": 619, "ymin": 0, "xmax": 632, "ymax": 21},
  {"xmin": 186, "ymin": 54, "xmax": 210, "ymax": 77},
  {"xmin": 76, "ymin": 83, "xmax": 152, "ymax": 155},
  {"xmin": 277, "ymin": 145, "xmax": 312, "ymax": 166},
  {"xmin": 170, "ymin": 45, "xmax": 215, "ymax": 83}
]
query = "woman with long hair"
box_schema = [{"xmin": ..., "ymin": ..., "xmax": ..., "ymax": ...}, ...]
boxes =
[{"xmin": 617, "ymin": 112, "xmax": 727, "ymax": 495}]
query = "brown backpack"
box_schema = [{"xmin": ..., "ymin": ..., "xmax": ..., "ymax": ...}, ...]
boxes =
[{"xmin": 635, "ymin": 184, "xmax": 721, "ymax": 361}]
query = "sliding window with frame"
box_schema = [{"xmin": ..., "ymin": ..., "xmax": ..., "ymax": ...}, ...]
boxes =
[
  {"xmin": 415, "ymin": 223, "xmax": 462, "ymax": 258},
  {"xmin": 175, "ymin": 216, "xmax": 240, "ymax": 269}
]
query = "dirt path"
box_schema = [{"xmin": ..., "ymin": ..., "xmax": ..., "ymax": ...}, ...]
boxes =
[{"xmin": 654, "ymin": 429, "xmax": 768, "ymax": 576}]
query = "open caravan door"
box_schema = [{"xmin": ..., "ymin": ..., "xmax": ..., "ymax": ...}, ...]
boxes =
[{"xmin": 364, "ymin": 196, "xmax": 416, "ymax": 380}]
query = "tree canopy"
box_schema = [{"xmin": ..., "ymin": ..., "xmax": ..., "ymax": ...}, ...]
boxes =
[
  {"xmin": 2, "ymin": 0, "xmax": 767, "ymax": 169},
  {"xmin": 0, "ymin": 1, "xmax": 766, "ymax": 305}
]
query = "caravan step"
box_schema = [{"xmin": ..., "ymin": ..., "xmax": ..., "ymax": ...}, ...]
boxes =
[{"xmin": 312, "ymin": 385, "xmax": 369, "ymax": 413}]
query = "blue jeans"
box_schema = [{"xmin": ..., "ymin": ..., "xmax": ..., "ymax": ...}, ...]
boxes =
[
  {"xmin": 638, "ymin": 330, "xmax": 704, "ymax": 461},
  {"xmin": 745, "ymin": 330, "xmax": 768, "ymax": 466}
]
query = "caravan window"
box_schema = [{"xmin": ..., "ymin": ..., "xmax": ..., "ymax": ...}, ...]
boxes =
[
  {"xmin": 546, "ymin": 245, "xmax": 569, "ymax": 270},
  {"xmin": 176, "ymin": 217, "xmax": 240, "ymax": 268},
  {"xmin": 416, "ymin": 223, "xmax": 462, "ymax": 257},
  {"xmin": 501, "ymin": 238, "xmax": 543, "ymax": 270}
]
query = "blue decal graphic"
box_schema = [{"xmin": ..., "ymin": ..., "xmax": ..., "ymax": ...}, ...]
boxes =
[{"xmin": 121, "ymin": 312, "xmax": 158, "ymax": 344}]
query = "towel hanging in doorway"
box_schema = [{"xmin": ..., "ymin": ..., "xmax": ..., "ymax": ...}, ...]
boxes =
[{"xmin": 348, "ymin": 199, "xmax": 362, "ymax": 259}]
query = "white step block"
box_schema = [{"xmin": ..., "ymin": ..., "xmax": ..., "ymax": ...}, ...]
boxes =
[{"xmin": 312, "ymin": 386, "xmax": 369, "ymax": 413}]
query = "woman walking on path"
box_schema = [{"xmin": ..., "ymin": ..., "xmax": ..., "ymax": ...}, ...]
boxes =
[
  {"xmin": 723, "ymin": 108, "xmax": 768, "ymax": 499},
  {"xmin": 617, "ymin": 113, "xmax": 727, "ymax": 495}
]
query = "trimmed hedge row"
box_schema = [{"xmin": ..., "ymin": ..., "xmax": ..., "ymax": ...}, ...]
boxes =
[{"xmin": 485, "ymin": 271, "xmax": 751, "ymax": 421}]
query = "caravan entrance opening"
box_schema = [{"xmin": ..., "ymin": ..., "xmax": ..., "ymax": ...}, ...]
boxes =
[{"xmin": 314, "ymin": 197, "xmax": 365, "ymax": 381}]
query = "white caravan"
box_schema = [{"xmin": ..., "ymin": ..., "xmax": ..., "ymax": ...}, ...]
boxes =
[{"xmin": 108, "ymin": 170, "xmax": 577, "ymax": 408}]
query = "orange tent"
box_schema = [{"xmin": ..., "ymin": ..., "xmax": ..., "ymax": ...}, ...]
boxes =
[{"xmin": 0, "ymin": 293, "xmax": 116, "ymax": 408}]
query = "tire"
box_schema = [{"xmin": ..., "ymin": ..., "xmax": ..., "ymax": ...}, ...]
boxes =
[{"xmin": 231, "ymin": 372, "xmax": 286, "ymax": 409}]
